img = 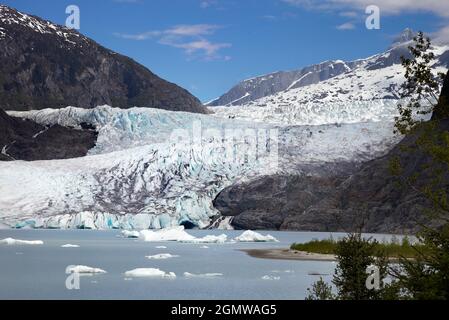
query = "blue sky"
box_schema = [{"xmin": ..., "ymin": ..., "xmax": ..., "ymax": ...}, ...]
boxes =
[{"xmin": 3, "ymin": 0, "xmax": 449, "ymax": 102}]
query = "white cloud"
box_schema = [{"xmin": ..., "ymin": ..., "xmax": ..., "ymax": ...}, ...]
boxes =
[
  {"xmin": 336, "ymin": 22, "xmax": 355, "ymax": 30},
  {"xmin": 339, "ymin": 11, "xmax": 358, "ymax": 18},
  {"xmin": 261, "ymin": 15, "xmax": 278, "ymax": 21},
  {"xmin": 160, "ymin": 38, "xmax": 231, "ymax": 59},
  {"xmin": 113, "ymin": 31, "xmax": 161, "ymax": 40},
  {"xmin": 115, "ymin": 24, "xmax": 231, "ymax": 60},
  {"xmin": 200, "ymin": 0, "xmax": 217, "ymax": 9},
  {"xmin": 433, "ymin": 25, "xmax": 449, "ymax": 45},
  {"xmin": 113, "ymin": 0, "xmax": 142, "ymax": 3},
  {"xmin": 165, "ymin": 24, "xmax": 221, "ymax": 36},
  {"xmin": 282, "ymin": 0, "xmax": 449, "ymax": 17}
]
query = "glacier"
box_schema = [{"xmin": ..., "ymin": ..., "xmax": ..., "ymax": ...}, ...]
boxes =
[{"xmin": 0, "ymin": 101, "xmax": 402, "ymax": 230}]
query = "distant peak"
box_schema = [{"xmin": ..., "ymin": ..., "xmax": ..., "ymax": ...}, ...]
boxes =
[{"xmin": 391, "ymin": 28, "xmax": 416, "ymax": 47}]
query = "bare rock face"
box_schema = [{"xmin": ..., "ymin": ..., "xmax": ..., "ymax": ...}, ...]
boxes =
[
  {"xmin": 214, "ymin": 121, "xmax": 449, "ymax": 234},
  {"xmin": 213, "ymin": 175, "xmax": 345, "ymax": 230},
  {"xmin": 213, "ymin": 72, "xmax": 449, "ymax": 233},
  {"xmin": 0, "ymin": 108, "xmax": 98, "ymax": 161},
  {"xmin": 0, "ymin": 5, "xmax": 206, "ymax": 113}
]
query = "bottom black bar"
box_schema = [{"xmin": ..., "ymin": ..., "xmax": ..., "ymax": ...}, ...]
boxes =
[{"xmin": 0, "ymin": 300, "xmax": 444, "ymax": 319}]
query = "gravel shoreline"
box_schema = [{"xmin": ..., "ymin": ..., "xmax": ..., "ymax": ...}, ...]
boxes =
[{"xmin": 241, "ymin": 248, "xmax": 336, "ymax": 261}]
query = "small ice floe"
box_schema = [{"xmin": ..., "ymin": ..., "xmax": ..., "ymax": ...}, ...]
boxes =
[
  {"xmin": 261, "ymin": 275, "xmax": 281, "ymax": 281},
  {"xmin": 271, "ymin": 270, "xmax": 294, "ymax": 274},
  {"xmin": 180, "ymin": 234, "xmax": 227, "ymax": 244},
  {"xmin": 156, "ymin": 246, "xmax": 167, "ymax": 249},
  {"xmin": 200, "ymin": 246, "xmax": 209, "ymax": 249},
  {"xmin": 146, "ymin": 253, "xmax": 179, "ymax": 260},
  {"xmin": 184, "ymin": 272, "xmax": 223, "ymax": 278},
  {"xmin": 124, "ymin": 268, "xmax": 176, "ymax": 279},
  {"xmin": 61, "ymin": 244, "xmax": 80, "ymax": 248},
  {"xmin": 234, "ymin": 230, "xmax": 278, "ymax": 242},
  {"xmin": 0, "ymin": 238, "xmax": 43, "ymax": 245},
  {"xmin": 66, "ymin": 265, "xmax": 107, "ymax": 274},
  {"xmin": 121, "ymin": 230, "xmax": 140, "ymax": 238}
]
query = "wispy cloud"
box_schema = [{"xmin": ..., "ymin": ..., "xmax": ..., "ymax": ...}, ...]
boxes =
[
  {"xmin": 433, "ymin": 25, "xmax": 449, "ymax": 45},
  {"xmin": 336, "ymin": 22, "xmax": 355, "ymax": 30},
  {"xmin": 199, "ymin": 0, "xmax": 218, "ymax": 9},
  {"xmin": 113, "ymin": 0, "xmax": 142, "ymax": 3},
  {"xmin": 339, "ymin": 11, "xmax": 358, "ymax": 18},
  {"xmin": 159, "ymin": 38, "xmax": 231, "ymax": 59},
  {"xmin": 261, "ymin": 15, "xmax": 278, "ymax": 21},
  {"xmin": 115, "ymin": 24, "xmax": 231, "ymax": 60},
  {"xmin": 281, "ymin": 0, "xmax": 449, "ymax": 17}
]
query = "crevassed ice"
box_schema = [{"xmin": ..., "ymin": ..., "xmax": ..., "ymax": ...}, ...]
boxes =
[{"xmin": 1, "ymin": 103, "xmax": 400, "ymax": 229}]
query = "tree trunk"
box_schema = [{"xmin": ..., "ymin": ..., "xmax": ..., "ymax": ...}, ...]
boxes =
[{"xmin": 432, "ymin": 71, "xmax": 449, "ymax": 120}]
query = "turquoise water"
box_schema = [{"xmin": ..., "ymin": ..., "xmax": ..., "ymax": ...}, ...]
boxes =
[{"xmin": 0, "ymin": 229, "xmax": 388, "ymax": 300}]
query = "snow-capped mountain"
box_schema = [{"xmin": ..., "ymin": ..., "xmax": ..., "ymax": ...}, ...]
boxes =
[
  {"xmin": 207, "ymin": 29, "xmax": 449, "ymax": 107},
  {"xmin": 207, "ymin": 60, "xmax": 357, "ymax": 106},
  {"xmin": 0, "ymin": 18, "xmax": 436, "ymax": 231},
  {"xmin": 0, "ymin": 5, "xmax": 206, "ymax": 113}
]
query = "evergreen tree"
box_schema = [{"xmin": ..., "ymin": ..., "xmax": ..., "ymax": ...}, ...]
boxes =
[
  {"xmin": 388, "ymin": 31, "xmax": 449, "ymax": 300},
  {"xmin": 305, "ymin": 277, "xmax": 335, "ymax": 300},
  {"xmin": 332, "ymin": 233, "xmax": 388, "ymax": 300}
]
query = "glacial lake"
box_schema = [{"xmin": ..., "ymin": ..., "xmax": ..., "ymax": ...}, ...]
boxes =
[{"xmin": 0, "ymin": 229, "xmax": 394, "ymax": 300}]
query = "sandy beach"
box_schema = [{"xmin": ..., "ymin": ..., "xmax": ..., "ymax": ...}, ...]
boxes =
[{"xmin": 241, "ymin": 248, "xmax": 337, "ymax": 261}]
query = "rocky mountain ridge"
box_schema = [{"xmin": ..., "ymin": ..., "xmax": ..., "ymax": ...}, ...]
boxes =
[{"xmin": 0, "ymin": 5, "xmax": 207, "ymax": 113}]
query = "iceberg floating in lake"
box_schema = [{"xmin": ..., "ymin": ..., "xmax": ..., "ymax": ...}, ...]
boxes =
[
  {"xmin": 0, "ymin": 238, "xmax": 43, "ymax": 245},
  {"xmin": 138, "ymin": 226, "xmax": 228, "ymax": 243},
  {"xmin": 261, "ymin": 275, "xmax": 280, "ymax": 280},
  {"xmin": 121, "ymin": 230, "xmax": 140, "ymax": 238},
  {"xmin": 124, "ymin": 268, "xmax": 176, "ymax": 279},
  {"xmin": 66, "ymin": 265, "xmax": 106, "ymax": 274},
  {"xmin": 146, "ymin": 253, "xmax": 179, "ymax": 260},
  {"xmin": 139, "ymin": 226, "xmax": 195, "ymax": 242},
  {"xmin": 184, "ymin": 272, "xmax": 223, "ymax": 278},
  {"xmin": 180, "ymin": 234, "xmax": 227, "ymax": 244},
  {"xmin": 234, "ymin": 230, "xmax": 278, "ymax": 242},
  {"xmin": 61, "ymin": 244, "xmax": 80, "ymax": 248}
]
